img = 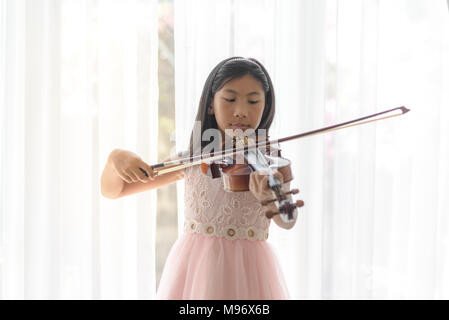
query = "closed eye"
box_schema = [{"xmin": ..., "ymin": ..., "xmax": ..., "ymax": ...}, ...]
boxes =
[{"xmin": 224, "ymin": 98, "xmax": 259, "ymax": 104}]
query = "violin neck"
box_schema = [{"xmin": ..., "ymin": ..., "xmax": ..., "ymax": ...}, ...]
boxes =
[{"xmin": 243, "ymin": 148, "xmax": 273, "ymax": 173}]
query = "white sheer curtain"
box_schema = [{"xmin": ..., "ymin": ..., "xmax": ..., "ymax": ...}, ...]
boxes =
[
  {"xmin": 174, "ymin": 0, "xmax": 449, "ymax": 299},
  {"xmin": 0, "ymin": 0, "xmax": 159, "ymax": 299},
  {"xmin": 1, "ymin": 0, "xmax": 448, "ymax": 300}
]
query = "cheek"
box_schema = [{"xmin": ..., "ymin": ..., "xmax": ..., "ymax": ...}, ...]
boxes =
[
  {"xmin": 251, "ymin": 104, "xmax": 265, "ymax": 122},
  {"xmin": 213, "ymin": 106, "xmax": 230, "ymax": 127},
  {"xmin": 214, "ymin": 105, "xmax": 230, "ymax": 119}
]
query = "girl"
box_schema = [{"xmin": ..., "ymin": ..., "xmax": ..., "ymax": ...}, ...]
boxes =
[{"xmin": 101, "ymin": 57, "xmax": 299, "ymax": 299}]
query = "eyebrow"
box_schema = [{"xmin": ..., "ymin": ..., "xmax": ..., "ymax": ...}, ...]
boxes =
[{"xmin": 223, "ymin": 89, "xmax": 261, "ymax": 96}]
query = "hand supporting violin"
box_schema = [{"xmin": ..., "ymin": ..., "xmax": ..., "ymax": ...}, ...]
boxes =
[
  {"xmin": 249, "ymin": 169, "xmax": 284, "ymax": 202},
  {"xmin": 249, "ymin": 168, "xmax": 305, "ymax": 223}
]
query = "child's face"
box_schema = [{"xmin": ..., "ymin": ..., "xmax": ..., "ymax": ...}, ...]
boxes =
[{"xmin": 210, "ymin": 74, "xmax": 266, "ymax": 143}]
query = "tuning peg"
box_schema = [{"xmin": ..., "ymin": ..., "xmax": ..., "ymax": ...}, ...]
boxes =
[
  {"xmin": 286, "ymin": 188, "xmax": 299, "ymax": 195},
  {"xmin": 266, "ymin": 199, "xmax": 304, "ymax": 219},
  {"xmin": 265, "ymin": 210, "xmax": 279, "ymax": 219},
  {"xmin": 261, "ymin": 189, "xmax": 299, "ymax": 206},
  {"xmin": 296, "ymin": 199, "xmax": 304, "ymax": 208}
]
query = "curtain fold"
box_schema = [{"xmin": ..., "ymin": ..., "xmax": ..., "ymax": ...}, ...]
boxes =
[{"xmin": 0, "ymin": 0, "xmax": 159, "ymax": 299}]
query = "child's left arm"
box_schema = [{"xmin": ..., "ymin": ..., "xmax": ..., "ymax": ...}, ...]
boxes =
[{"xmin": 249, "ymin": 170, "xmax": 298, "ymax": 230}]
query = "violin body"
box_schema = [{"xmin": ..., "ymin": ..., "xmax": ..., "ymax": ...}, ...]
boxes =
[
  {"xmin": 200, "ymin": 155, "xmax": 293, "ymax": 192},
  {"xmin": 197, "ymin": 134, "xmax": 302, "ymax": 221}
]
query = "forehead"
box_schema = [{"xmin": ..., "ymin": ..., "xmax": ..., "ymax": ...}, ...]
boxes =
[{"xmin": 220, "ymin": 75, "xmax": 264, "ymax": 93}]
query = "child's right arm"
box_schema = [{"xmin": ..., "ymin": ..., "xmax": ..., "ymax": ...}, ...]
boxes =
[{"xmin": 101, "ymin": 148, "xmax": 185, "ymax": 199}]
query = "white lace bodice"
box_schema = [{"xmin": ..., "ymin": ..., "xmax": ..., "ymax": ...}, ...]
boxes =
[{"xmin": 183, "ymin": 165, "xmax": 271, "ymax": 241}]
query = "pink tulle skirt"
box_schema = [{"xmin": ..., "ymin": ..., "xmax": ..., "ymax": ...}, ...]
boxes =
[{"xmin": 156, "ymin": 232, "xmax": 290, "ymax": 300}]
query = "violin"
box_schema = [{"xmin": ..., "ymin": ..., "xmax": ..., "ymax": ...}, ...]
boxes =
[
  {"xmin": 199, "ymin": 134, "xmax": 302, "ymax": 222},
  {"xmin": 141, "ymin": 106, "xmax": 410, "ymax": 222}
]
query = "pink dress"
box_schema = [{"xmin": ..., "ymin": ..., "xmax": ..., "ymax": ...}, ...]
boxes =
[{"xmin": 156, "ymin": 165, "xmax": 290, "ymax": 300}]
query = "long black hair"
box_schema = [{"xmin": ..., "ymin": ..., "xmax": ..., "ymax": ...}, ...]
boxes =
[{"xmin": 183, "ymin": 57, "xmax": 276, "ymax": 158}]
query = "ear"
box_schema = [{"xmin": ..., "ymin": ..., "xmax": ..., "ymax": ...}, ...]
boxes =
[{"xmin": 208, "ymin": 104, "xmax": 214, "ymax": 115}]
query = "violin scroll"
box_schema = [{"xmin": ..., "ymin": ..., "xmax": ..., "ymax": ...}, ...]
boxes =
[
  {"xmin": 260, "ymin": 189, "xmax": 299, "ymax": 206},
  {"xmin": 262, "ymin": 189, "xmax": 304, "ymax": 221}
]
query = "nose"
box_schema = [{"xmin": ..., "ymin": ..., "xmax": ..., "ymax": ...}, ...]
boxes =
[{"xmin": 233, "ymin": 103, "xmax": 248, "ymax": 118}]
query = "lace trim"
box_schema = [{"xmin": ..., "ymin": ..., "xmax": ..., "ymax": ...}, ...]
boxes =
[{"xmin": 184, "ymin": 218, "xmax": 269, "ymax": 241}]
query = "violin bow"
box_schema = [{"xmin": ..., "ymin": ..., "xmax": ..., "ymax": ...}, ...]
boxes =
[{"xmin": 147, "ymin": 106, "xmax": 410, "ymax": 176}]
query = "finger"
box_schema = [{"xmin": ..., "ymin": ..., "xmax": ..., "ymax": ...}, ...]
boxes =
[
  {"xmin": 125, "ymin": 170, "xmax": 139, "ymax": 182},
  {"xmin": 133, "ymin": 169, "xmax": 148, "ymax": 183},
  {"xmin": 250, "ymin": 170, "xmax": 263, "ymax": 181},
  {"xmin": 138, "ymin": 169, "xmax": 150, "ymax": 182},
  {"xmin": 258, "ymin": 169, "xmax": 271, "ymax": 176},
  {"xmin": 253, "ymin": 174, "xmax": 270, "ymax": 193},
  {"xmin": 251, "ymin": 171, "xmax": 265, "ymax": 187},
  {"xmin": 139, "ymin": 167, "xmax": 149, "ymax": 178},
  {"xmin": 249, "ymin": 172, "xmax": 260, "ymax": 188},
  {"xmin": 264, "ymin": 176, "xmax": 279, "ymax": 196},
  {"xmin": 250, "ymin": 173, "xmax": 266, "ymax": 195},
  {"xmin": 142, "ymin": 163, "xmax": 156, "ymax": 180},
  {"xmin": 249, "ymin": 172, "xmax": 258, "ymax": 191},
  {"xmin": 250, "ymin": 171, "xmax": 259, "ymax": 180},
  {"xmin": 273, "ymin": 170, "xmax": 284, "ymax": 183},
  {"xmin": 262, "ymin": 175, "xmax": 269, "ymax": 188},
  {"xmin": 260, "ymin": 175, "xmax": 271, "ymax": 194},
  {"xmin": 117, "ymin": 170, "xmax": 133, "ymax": 184},
  {"xmin": 136, "ymin": 168, "xmax": 150, "ymax": 183},
  {"xmin": 255, "ymin": 171, "xmax": 269, "ymax": 183},
  {"xmin": 252, "ymin": 171, "xmax": 272, "ymax": 194}
]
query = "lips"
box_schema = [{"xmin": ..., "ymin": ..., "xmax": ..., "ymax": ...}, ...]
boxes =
[{"xmin": 230, "ymin": 123, "xmax": 249, "ymax": 128}]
